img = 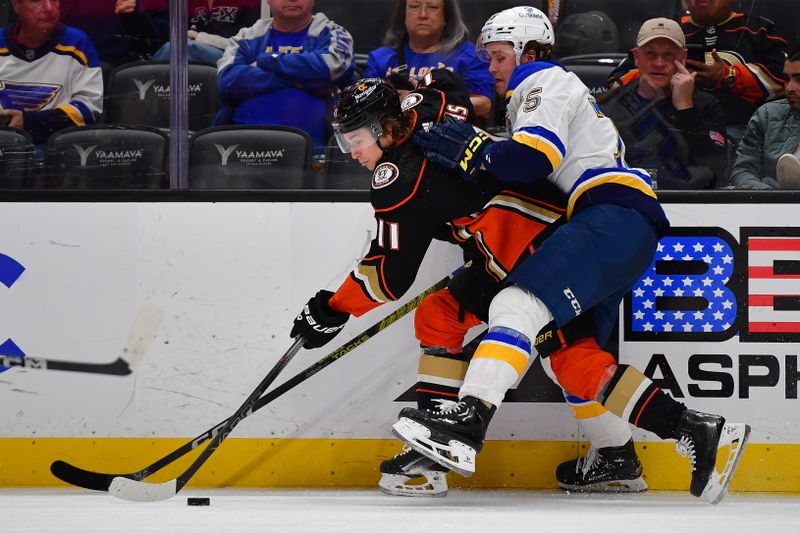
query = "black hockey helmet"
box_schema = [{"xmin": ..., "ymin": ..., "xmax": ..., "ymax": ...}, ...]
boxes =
[{"xmin": 332, "ymin": 78, "xmax": 401, "ymax": 153}]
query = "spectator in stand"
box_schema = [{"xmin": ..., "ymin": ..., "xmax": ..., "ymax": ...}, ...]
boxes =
[
  {"xmin": 152, "ymin": 0, "xmax": 262, "ymax": 64},
  {"xmin": 0, "ymin": 0, "xmax": 102, "ymax": 150},
  {"xmin": 730, "ymin": 47, "xmax": 800, "ymax": 190},
  {"xmin": 216, "ymin": 0, "xmax": 354, "ymax": 154},
  {"xmin": 363, "ymin": 0, "xmax": 493, "ymax": 122},
  {"xmin": 598, "ymin": 18, "xmax": 727, "ymax": 189},
  {"xmin": 608, "ymin": 0, "xmax": 789, "ymax": 142},
  {"xmin": 60, "ymin": 0, "xmax": 169, "ymax": 68},
  {"xmin": 547, "ymin": 0, "xmax": 559, "ymax": 28}
]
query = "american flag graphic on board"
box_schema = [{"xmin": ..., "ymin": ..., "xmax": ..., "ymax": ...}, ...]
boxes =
[
  {"xmin": 627, "ymin": 233, "xmax": 737, "ymax": 339},
  {"xmin": 747, "ymin": 235, "xmax": 800, "ymax": 334}
]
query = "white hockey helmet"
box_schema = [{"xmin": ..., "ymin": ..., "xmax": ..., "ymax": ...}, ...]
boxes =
[{"xmin": 476, "ymin": 6, "xmax": 555, "ymax": 64}]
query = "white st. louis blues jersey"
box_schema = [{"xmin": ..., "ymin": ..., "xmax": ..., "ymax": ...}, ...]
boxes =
[
  {"xmin": 505, "ymin": 61, "xmax": 667, "ymax": 227},
  {"xmin": 0, "ymin": 23, "xmax": 102, "ymax": 141}
]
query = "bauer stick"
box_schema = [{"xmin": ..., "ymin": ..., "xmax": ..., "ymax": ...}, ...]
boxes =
[
  {"xmin": 0, "ymin": 354, "xmax": 132, "ymax": 375},
  {"xmin": 0, "ymin": 304, "xmax": 162, "ymax": 377},
  {"xmin": 109, "ymin": 336, "xmax": 306, "ymax": 501},
  {"xmin": 51, "ymin": 277, "xmax": 448, "ymax": 494}
]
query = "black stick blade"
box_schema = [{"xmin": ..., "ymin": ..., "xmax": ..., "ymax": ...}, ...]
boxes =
[{"xmin": 50, "ymin": 460, "xmax": 128, "ymax": 491}]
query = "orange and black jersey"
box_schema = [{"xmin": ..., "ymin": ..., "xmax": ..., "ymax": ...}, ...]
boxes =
[
  {"xmin": 609, "ymin": 12, "xmax": 788, "ymax": 126},
  {"xmin": 328, "ymin": 69, "xmax": 567, "ymax": 317}
]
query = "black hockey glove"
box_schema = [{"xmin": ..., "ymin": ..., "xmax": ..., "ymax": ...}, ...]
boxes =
[
  {"xmin": 291, "ymin": 290, "xmax": 350, "ymax": 349},
  {"xmin": 413, "ymin": 120, "xmax": 492, "ymax": 181}
]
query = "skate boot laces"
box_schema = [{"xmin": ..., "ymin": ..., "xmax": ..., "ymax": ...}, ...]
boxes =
[
  {"xmin": 676, "ymin": 435, "xmax": 697, "ymax": 471},
  {"xmin": 576, "ymin": 446, "xmax": 601, "ymax": 477},
  {"xmin": 394, "ymin": 445, "xmax": 414, "ymax": 459},
  {"xmin": 432, "ymin": 398, "xmax": 461, "ymax": 415}
]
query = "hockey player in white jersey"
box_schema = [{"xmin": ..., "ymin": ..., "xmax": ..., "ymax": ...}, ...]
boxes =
[{"xmin": 395, "ymin": 6, "xmax": 751, "ymax": 504}]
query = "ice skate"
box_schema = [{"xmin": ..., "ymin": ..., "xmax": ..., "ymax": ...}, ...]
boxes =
[
  {"xmin": 378, "ymin": 446, "xmax": 449, "ymax": 498},
  {"xmin": 674, "ymin": 409, "xmax": 751, "ymax": 504},
  {"xmin": 556, "ymin": 439, "xmax": 648, "ymax": 493},
  {"xmin": 392, "ymin": 396, "xmax": 494, "ymax": 477}
]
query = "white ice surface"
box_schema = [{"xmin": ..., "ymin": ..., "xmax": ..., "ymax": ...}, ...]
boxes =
[{"xmin": 3, "ymin": 488, "xmax": 800, "ymax": 533}]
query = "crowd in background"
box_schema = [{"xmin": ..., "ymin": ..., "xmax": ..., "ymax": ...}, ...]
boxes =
[{"xmin": 0, "ymin": 0, "xmax": 797, "ymax": 190}]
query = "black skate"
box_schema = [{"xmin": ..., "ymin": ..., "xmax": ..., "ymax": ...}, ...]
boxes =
[
  {"xmin": 378, "ymin": 446, "xmax": 449, "ymax": 498},
  {"xmin": 556, "ymin": 439, "xmax": 648, "ymax": 493},
  {"xmin": 674, "ymin": 409, "xmax": 750, "ymax": 504},
  {"xmin": 392, "ymin": 396, "xmax": 494, "ymax": 477}
]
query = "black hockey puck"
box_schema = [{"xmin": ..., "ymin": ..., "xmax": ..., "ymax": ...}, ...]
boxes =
[{"xmin": 187, "ymin": 497, "xmax": 210, "ymax": 506}]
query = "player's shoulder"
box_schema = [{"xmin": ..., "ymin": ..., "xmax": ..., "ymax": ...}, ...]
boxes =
[
  {"xmin": 400, "ymin": 68, "xmax": 474, "ymax": 124},
  {"xmin": 507, "ymin": 61, "xmax": 569, "ymax": 93},
  {"xmin": 400, "ymin": 86, "xmax": 447, "ymax": 125},
  {"xmin": 369, "ymin": 145, "xmax": 426, "ymax": 211},
  {"xmin": 54, "ymin": 24, "xmax": 100, "ymax": 67}
]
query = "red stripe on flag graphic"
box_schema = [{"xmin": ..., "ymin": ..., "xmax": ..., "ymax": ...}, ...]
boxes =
[{"xmin": 748, "ymin": 238, "xmax": 800, "ymax": 251}]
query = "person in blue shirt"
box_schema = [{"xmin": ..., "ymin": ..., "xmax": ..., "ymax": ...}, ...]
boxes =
[
  {"xmin": 216, "ymin": 0, "xmax": 355, "ymax": 154},
  {"xmin": 364, "ymin": 0, "xmax": 493, "ymax": 123}
]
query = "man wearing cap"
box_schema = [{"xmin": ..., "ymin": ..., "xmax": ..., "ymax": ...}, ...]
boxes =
[
  {"xmin": 598, "ymin": 18, "xmax": 728, "ymax": 189},
  {"xmin": 608, "ymin": 0, "xmax": 788, "ymax": 143}
]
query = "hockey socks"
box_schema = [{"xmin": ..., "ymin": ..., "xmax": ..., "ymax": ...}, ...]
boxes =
[
  {"xmin": 594, "ymin": 364, "xmax": 751, "ymax": 504},
  {"xmin": 415, "ymin": 347, "xmax": 470, "ymax": 410},
  {"xmin": 380, "ymin": 347, "xmax": 471, "ymax": 497},
  {"xmin": 460, "ymin": 326, "xmax": 532, "ymax": 406},
  {"xmin": 595, "ymin": 364, "xmax": 686, "ymax": 439}
]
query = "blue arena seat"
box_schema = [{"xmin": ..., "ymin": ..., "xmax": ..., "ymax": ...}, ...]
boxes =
[
  {"xmin": 105, "ymin": 61, "xmax": 218, "ymax": 132},
  {"xmin": 44, "ymin": 125, "xmax": 169, "ymax": 188},
  {"xmin": 0, "ymin": 127, "xmax": 34, "ymax": 188},
  {"xmin": 558, "ymin": 0, "xmax": 684, "ymax": 53},
  {"xmin": 188, "ymin": 125, "xmax": 311, "ymax": 189}
]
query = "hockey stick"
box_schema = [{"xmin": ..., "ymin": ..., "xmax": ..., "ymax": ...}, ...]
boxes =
[
  {"xmin": 0, "ymin": 354, "xmax": 131, "ymax": 375},
  {"xmin": 0, "ymin": 304, "xmax": 162, "ymax": 377},
  {"xmin": 51, "ymin": 277, "xmax": 447, "ymax": 494},
  {"xmin": 109, "ymin": 336, "xmax": 306, "ymax": 501}
]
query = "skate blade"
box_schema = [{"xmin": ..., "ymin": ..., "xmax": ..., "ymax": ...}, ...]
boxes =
[
  {"xmin": 701, "ymin": 423, "xmax": 751, "ymax": 505},
  {"xmin": 392, "ymin": 417, "xmax": 477, "ymax": 477},
  {"xmin": 559, "ymin": 476, "xmax": 648, "ymax": 493},
  {"xmin": 378, "ymin": 472, "xmax": 448, "ymax": 498}
]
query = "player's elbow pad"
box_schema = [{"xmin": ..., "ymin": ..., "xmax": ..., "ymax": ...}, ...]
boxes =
[{"xmin": 484, "ymin": 140, "xmax": 554, "ymax": 183}]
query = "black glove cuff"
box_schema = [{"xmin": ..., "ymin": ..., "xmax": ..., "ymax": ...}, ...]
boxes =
[
  {"xmin": 448, "ymin": 268, "xmax": 500, "ymax": 322},
  {"xmin": 311, "ymin": 290, "xmax": 350, "ymax": 326}
]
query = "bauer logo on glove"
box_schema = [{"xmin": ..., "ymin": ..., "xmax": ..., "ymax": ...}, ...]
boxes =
[{"xmin": 291, "ymin": 290, "xmax": 350, "ymax": 349}]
